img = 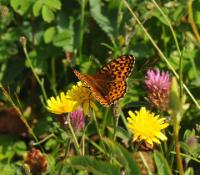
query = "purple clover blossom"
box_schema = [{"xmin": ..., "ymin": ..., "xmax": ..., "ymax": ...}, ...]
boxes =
[
  {"xmin": 145, "ymin": 69, "xmax": 170, "ymax": 111},
  {"xmin": 70, "ymin": 109, "xmax": 85, "ymax": 131}
]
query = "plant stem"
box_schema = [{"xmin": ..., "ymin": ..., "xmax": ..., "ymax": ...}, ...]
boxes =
[
  {"xmin": 173, "ymin": 116, "xmax": 184, "ymax": 175},
  {"xmin": 21, "ymin": 39, "xmax": 48, "ymax": 101},
  {"xmin": 50, "ymin": 57, "xmax": 57, "ymax": 95},
  {"xmin": 152, "ymin": 0, "xmax": 181, "ymax": 57},
  {"xmin": 79, "ymin": 0, "xmax": 86, "ymax": 61},
  {"xmin": 92, "ymin": 109, "xmax": 106, "ymax": 151},
  {"xmin": 66, "ymin": 114, "xmax": 82, "ymax": 155},
  {"xmin": 139, "ymin": 152, "xmax": 153, "ymax": 175},
  {"xmin": 122, "ymin": 0, "xmax": 200, "ymax": 109},
  {"xmin": 120, "ymin": 109, "xmax": 131, "ymax": 134},
  {"xmin": 188, "ymin": 0, "xmax": 200, "ymax": 45},
  {"xmin": 112, "ymin": 104, "xmax": 120, "ymax": 141},
  {"xmin": 0, "ymin": 85, "xmax": 39, "ymax": 143},
  {"xmin": 0, "ymin": 84, "xmax": 55, "ymax": 173},
  {"xmin": 113, "ymin": 114, "xmax": 119, "ymax": 141},
  {"xmin": 57, "ymin": 139, "xmax": 70, "ymax": 175},
  {"xmin": 151, "ymin": 0, "xmax": 184, "ymax": 97}
]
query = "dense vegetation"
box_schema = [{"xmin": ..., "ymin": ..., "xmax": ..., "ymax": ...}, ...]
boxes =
[{"xmin": 0, "ymin": 0, "xmax": 200, "ymax": 174}]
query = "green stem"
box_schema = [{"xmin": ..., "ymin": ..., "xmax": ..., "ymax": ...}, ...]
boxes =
[
  {"xmin": 22, "ymin": 42, "xmax": 48, "ymax": 101},
  {"xmin": 66, "ymin": 114, "xmax": 82, "ymax": 155},
  {"xmin": 151, "ymin": 0, "xmax": 184, "ymax": 97},
  {"xmin": 0, "ymin": 85, "xmax": 39, "ymax": 144},
  {"xmin": 113, "ymin": 115, "xmax": 119, "ymax": 141},
  {"xmin": 120, "ymin": 109, "xmax": 131, "ymax": 135},
  {"xmin": 188, "ymin": 0, "xmax": 200, "ymax": 45},
  {"xmin": 152, "ymin": 0, "xmax": 181, "ymax": 57},
  {"xmin": 173, "ymin": 116, "xmax": 184, "ymax": 175},
  {"xmin": 92, "ymin": 109, "xmax": 106, "ymax": 151},
  {"xmin": 101, "ymin": 108, "xmax": 109, "ymax": 136},
  {"xmin": 79, "ymin": 0, "xmax": 86, "ymax": 61},
  {"xmin": 179, "ymin": 52, "xmax": 183, "ymax": 98},
  {"xmin": 112, "ymin": 104, "xmax": 120, "ymax": 141},
  {"xmin": 139, "ymin": 152, "xmax": 153, "ymax": 175},
  {"xmin": 81, "ymin": 118, "xmax": 92, "ymax": 155},
  {"xmin": 0, "ymin": 85, "xmax": 57, "ymax": 171},
  {"xmin": 86, "ymin": 136, "xmax": 105, "ymax": 154},
  {"xmin": 50, "ymin": 57, "xmax": 57, "ymax": 95},
  {"xmin": 116, "ymin": 1, "xmax": 123, "ymax": 37},
  {"xmin": 58, "ymin": 139, "xmax": 70, "ymax": 175},
  {"xmin": 122, "ymin": 0, "xmax": 200, "ymax": 109}
]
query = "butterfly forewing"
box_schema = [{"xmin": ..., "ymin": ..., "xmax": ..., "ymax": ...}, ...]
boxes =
[{"xmin": 74, "ymin": 55, "xmax": 135, "ymax": 106}]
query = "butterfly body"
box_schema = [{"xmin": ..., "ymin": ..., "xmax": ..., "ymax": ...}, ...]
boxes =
[{"xmin": 74, "ymin": 55, "xmax": 135, "ymax": 106}]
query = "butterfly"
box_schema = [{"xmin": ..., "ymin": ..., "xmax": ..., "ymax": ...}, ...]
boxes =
[{"xmin": 74, "ymin": 55, "xmax": 135, "ymax": 106}]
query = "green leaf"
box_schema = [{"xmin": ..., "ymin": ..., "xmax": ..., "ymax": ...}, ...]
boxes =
[
  {"xmin": 33, "ymin": 0, "xmax": 44, "ymax": 16},
  {"xmin": 65, "ymin": 156, "xmax": 120, "ymax": 175},
  {"xmin": 42, "ymin": 5, "xmax": 55, "ymax": 23},
  {"xmin": 45, "ymin": 0, "xmax": 61, "ymax": 11},
  {"xmin": 44, "ymin": 138, "xmax": 57, "ymax": 151},
  {"xmin": 44, "ymin": 27, "xmax": 56, "ymax": 43},
  {"xmin": 53, "ymin": 30, "xmax": 73, "ymax": 51},
  {"xmin": 103, "ymin": 138, "xmax": 141, "ymax": 175},
  {"xmin": 185, "ymin": 168, "xmax": 194, "ymax": 175},
  {"xmin": 0, "ymin": 164, "xmax": 15, "ymax": 174},
  {"xmin": 154, "ymin": 150, "xmax": 173, "ymax": 175},
  {"xmin": 107, "ymin": 126, "xmax": 131, "ymax": 142},
  {"xmin": 89, "ymin": 0, "xmax": 114, "ymax": 38},
  {"xmin": 10, "ymin": 0, "xmax": 32, "ymax": 15},
  {"xmin": 13, "ymin": 141, "xmax": 27, "ymax": 156}
]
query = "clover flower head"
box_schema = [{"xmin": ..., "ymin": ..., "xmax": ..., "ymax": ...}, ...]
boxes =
[
  {"xmin": 24, "ymin": 148, "xmax": 47, "ymax": 175},
  {"xmin": 70, "ymin": 108, "xmax": 85, "ymax": 131},
  {"xmin": 145, "ymin": 69, "xmax": 170, "ymax": 111}
]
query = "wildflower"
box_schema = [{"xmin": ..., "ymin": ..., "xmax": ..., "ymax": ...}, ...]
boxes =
[
  {"xmin": 47, "ymin": 92, "xmax": 78, "ymax": 114},
  {"xmin": 145, "ymin": 69, "xmax": 170, "ymax": 111},
  {"xmin": 127, "ymin": 107, "xmax": 169, "ymax": 146},
  {"xmin": 70, "ymin": 108, "xmax": 85, "ymax": 131},
  {"xmin": 66, "ymin": 81, "xmax": 97, "ymax": 115},
  {"xmin": 46, "ymin": 82, "xmax": 98, "ymax": 115},
  {"xmin": 24, "ymin": 148, "xmax": 47, "ymax": 175}
]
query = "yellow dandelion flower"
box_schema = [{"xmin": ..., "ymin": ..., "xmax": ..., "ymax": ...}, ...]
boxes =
[
  {"xmin": 127, "ymin": 107, "xmax": 169, "ymax": 146},
  {"xmin": 66, "ymin": 81, "xmax": 97, "ymax": 115},
  {"xmin": 47, "ymin": 92, "xmax": 78, "ymax": 114}
]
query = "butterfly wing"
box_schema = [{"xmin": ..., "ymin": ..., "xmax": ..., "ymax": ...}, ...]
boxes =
[
  {"xmin": 94, "ymin": 55, "xmax": 135, "ymax": 105},
  {"xmin": 74, "ymin": 55, "xmax": 135, "ymax": 106},
  {"xmin": 73, "ymin": 69, "xmax": 110, "ymax": 105}
]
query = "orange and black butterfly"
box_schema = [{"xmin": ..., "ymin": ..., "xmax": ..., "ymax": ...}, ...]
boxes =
[{"xmin": 74, "ymin": 55, "xmax": 135, "ymax": 106}]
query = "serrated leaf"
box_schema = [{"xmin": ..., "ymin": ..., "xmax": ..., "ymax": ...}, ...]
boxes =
[
  {"xmin": 65, "ymin": 156, "xmax": 120, "ymax": 175},
  {"xmin": 13, "ymin": 141, "xmax": 27, "ymax": 156},
  {"xmin": 53, "ymin": 30, "xmax": 73, "ymax": 51},
  {"xmin": 45, "ymin": 0, "xmax": 61, "ymax": 11},
  {"xmin": 33, "ymin": 0, "xmax": 44, "ymax": 16},
  {"xmin": 44, "ymin": 138, "xmax": 57, "ymax": 150},
  {"xmin": 10, "ymin": 0, "xmax": 32, "ymax": 15},
  {"xmin": 42, "ymin": 5, "xmax": 55, "ymax": 23},
  {"xmin": 89, "ymin": 0, "xmax": 114, "ymax": 38},
  {"xmin": 44, "ymin": 27, "xmax": 56, "ymax": 43},
  {"xmin": 154, "ymin": 150, "xmax": 172, "ymax": 175},
  {"xmin": 103, "ymin": 138, "xmax": 141, "ymax": 175}
]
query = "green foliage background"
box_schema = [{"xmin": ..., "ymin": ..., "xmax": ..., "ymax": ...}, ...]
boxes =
[{"xmin": 0, "ymin": 0, "xmax": 200, "ymax": 174}]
